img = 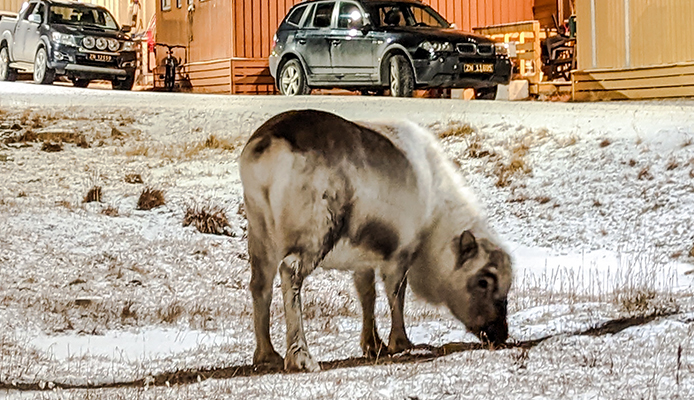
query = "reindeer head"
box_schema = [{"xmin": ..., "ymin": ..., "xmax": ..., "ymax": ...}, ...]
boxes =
[{"xmin": 444, "ymin": 230, "xmax": 512, "ymax": 345}]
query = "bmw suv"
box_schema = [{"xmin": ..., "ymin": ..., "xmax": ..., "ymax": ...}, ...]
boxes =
[{"xmin": 269, "ymin": 0, "xmax": 512, "ymax": 98}]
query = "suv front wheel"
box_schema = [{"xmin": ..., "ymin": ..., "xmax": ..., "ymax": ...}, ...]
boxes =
[
  {"xmin": 279, "ymin": 59, "xmax": 309, "ymax": 96},
  {"xmin": 33, "ymin": 48, "xmax": 55, "ymax": 85},
  {"xmin": 388, "ymin": 55, "xmax": 414, "ymax": 97}
]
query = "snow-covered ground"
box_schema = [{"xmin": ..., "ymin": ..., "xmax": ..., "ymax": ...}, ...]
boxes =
[{"xmin": 0, "ymin": 82, "xmax": 693, "ymax": 399}]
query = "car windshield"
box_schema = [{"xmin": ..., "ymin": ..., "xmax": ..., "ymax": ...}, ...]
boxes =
[
  {"xmin": 375, "ymin": 3, "xmax": 449, "ymax": 28},
  {"xmin": 48, "ymin": 5, "xmax": 119, "ymax": 30}
]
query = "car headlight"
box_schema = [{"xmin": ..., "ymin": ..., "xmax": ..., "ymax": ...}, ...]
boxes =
[
  {"xmin": 494, "ymin": 42, "xmax": 509, "ymax": 56},
  {"xmin": 82, "ymin": 36, "xmax": 95, "ymax": 49},
  {"xmin": 122, "ymin": 41, "xmax": 136, "ymax": 51},
  {"xmin": 420, "ymin": 40, "xmax": 453, "ymax": 53},
  {"xmin": 96, "ymin": 37, "xmax": 108, "ymax": 51},
  {"xmin": 107, "ymin": 38, "xmax": 120, "ymax": 52},
  {"xmin": 51, "ymin": 32, "xmax": 77, "ymax": 47}
]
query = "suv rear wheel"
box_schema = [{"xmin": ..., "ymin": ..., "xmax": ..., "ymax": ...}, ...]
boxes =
[
  {"xmin": 0, "ymin": 46, "xmax": 17, "ymax": 82},
  {"xmin": 279, "ymin": 59, "xmax": 309, "ymax": 96},
  {"xmin": 388, "ymin": 55, "xmax": 414, "ymax": 97},
  {"xmin": 33, "ymin": 48, "xmax": 55, "ymax": 85}
]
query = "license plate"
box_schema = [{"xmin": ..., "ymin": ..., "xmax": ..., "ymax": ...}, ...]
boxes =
[
  {"xmin": 463, "ymin": 63, "xmax": 494, "ymax": 73},
  {"xmin": 88, "ymin": 53, "xmax": 112, "ymax": 62}
]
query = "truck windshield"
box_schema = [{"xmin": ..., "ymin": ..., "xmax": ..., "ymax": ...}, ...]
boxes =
[{"xmin": 48, "ymin": 5, "xmax": 119, "ymax": 30}]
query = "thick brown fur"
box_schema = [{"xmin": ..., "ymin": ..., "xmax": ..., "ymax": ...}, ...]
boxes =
[{"xmin": 239, "ymin": 110, "xmax": 512, "ymax": 371}]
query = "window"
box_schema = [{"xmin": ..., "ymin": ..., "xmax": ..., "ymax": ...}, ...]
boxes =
[
  {"xmin": 286, "ymin": 4, "xmax": 307, "ymax": 26},
  {"xmin": 21, "ymin": 3, "xmax": 36, "ymax": 20},
  {"xmin": 312, "ymin": 2, "xmax": 334, "ymax": 28},
  {"xmin": 177, "ymin": 0, "xmax": 182, "ymax": 8},
  {"xmin": 161, "ymin": 0, "xmax": 171, "ymax": 11},
  {"xmin": 337, "ymin": 2, "xmax": 362, "ymax": 29}
]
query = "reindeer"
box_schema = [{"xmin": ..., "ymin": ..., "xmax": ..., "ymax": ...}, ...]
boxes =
[{"xmin": 239, "ymin": 110, "xmax": 512, "ymax": 371}]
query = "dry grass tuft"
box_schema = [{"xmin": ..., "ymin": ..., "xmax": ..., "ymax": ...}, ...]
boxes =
[
  {"xmin": 439, "ymin": 123, "xmax": 475, "ymax": 139},
  {"xmin": 6, "ymin": 129, "xmax": 88, "ymax": 147},
  {"xmin": 599, "ymin": 139, "xmax": 612, "ymax": 148},
  {"xmin": 203, "ymin": 134, "xmax": 236, "ymax": 150},
  {"xmin": 124, "ymin": 173, "xmax": 143, "ymax": 184},
  {"xmin": 628, "ymin": 159, "xmax": 637, "ymax": 167},
  {"xmin": 137, "ymin": 187, "xmax": 165, "ymax": 210},
  {"xmin": 83, "ymin": 186, "xmax": 102, "ymax": 203},
  {"xmin": 495, "ymin": 143, "xmax": 531, "ymax": 188},
  {"xmin": 637, "ymin": 166, "xmax": 653, "ymax": 180},
  {"xmin": 41, "ymin": 141, "xmax": 63, "ymax": 152},
  {"xmin": 102, "ymin": 205, "xmax": 119, "ymax": 217},
  {"xmin": 184, "ymin": 203, "xmax": 232, "ymax": 236},
  {"xmin": 666, "ymin": 159, "xmax": 679, "ymax": 171}
]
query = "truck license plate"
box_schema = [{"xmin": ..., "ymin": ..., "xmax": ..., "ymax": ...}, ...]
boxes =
[
  {"xmin": 88, "ymin": 54, "xmax": 112, "ymax": 62},
  {"xmin": 463, "ymin": 63, "xmax": 494, "ymax": 73}
]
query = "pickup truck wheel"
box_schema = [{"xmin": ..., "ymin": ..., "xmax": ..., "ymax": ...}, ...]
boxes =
[
  {"xmin": 71, "ymin": 78, "xmax": 90, "ymax": 88},
  {"xmin": 112, "ymin": 75, "xmax": 134, "ymax": 91},
  {"xmin": 388, "ymin": 55, "xmax": 414, "ymax": 97},
  {"xmin": 33, "ymin": 48, "xmax": 54, "ymax": 85},
  {"xmin": 278, "ymin": 59, "xmax": 309, "ymax": 96},
  {"xmin": 0, "ymin": 47, "xmax": 17, "ymax": 82}
]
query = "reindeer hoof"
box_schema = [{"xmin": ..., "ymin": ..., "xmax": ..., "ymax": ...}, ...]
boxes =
[
  {"xmin": 388, "ymin": 336, "xmax": 414, "ymax": 354},
  {"xmin": 361, "ymin": 335, "xmax": 388, "ymax": 358},
  {"xmin": 253, "ymin": 349, "xmax": 284, "ymax": 367},
  {"xmin": 285, "ymin": 348, "xmax": 320, "ymax": 372}
]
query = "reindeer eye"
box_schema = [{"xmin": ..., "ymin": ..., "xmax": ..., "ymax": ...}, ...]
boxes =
[{"xmin": 478, "ymin": 278, "xmax": 489, "ymax": 289}]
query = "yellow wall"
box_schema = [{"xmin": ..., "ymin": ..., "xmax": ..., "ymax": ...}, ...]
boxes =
[
  {"xmin": 0, "ymin": 0, "xmax": 24, "ymax": 13},
  {"xmin": 577, "ymin": 0, "xmax": 694, "ymax": 70}
]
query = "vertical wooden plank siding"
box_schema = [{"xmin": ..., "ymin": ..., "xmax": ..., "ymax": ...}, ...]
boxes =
[
  {"xmin": 0, "ymin": 0, "xmax": 24, "ymax": 13},
  {"xmin": 576, "ymin": 0, "xmax": 694, "ymax": 71}
]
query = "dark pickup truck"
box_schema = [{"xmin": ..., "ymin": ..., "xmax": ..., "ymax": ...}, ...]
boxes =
[{"xmin": 0, "ymin": 0, "xmax": 137, "ymax": 89}]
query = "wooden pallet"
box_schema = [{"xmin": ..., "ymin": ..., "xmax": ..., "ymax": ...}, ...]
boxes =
[{"xmin": 474, "ymin": 20, "xmax": 544, "ymax": 85}]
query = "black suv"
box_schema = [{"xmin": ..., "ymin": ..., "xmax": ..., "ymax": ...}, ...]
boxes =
[
  {"xmin": 0, "ymin": 0, "xmax": 137, "ymax": 89},
  {"xmin": 269, "ymin": 0, "xmax": 511, "ymax": 98}
]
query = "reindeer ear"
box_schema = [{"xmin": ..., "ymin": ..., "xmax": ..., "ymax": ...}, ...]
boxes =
[{"xmin": 457, "ymin": 230, "xmax": 478, "ymax": 267}]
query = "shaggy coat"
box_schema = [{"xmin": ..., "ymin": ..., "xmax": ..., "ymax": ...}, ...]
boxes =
[{"xmin": 239, "ymin": 110, "xmax": 512, "ymax": 371}]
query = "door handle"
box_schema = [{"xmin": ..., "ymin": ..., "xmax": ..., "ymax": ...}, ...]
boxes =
[
  {"xmin": 331, "ymin": 40, "xmax": 340, "ymax": 46},
  {"xmin": 298, "ymin": 39, "xmax": 306, "ymax": 45}
]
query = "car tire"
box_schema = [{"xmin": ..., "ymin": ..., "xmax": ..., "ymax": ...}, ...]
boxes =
[
  {"xmin": 475, "ymin": 86, "xmax": 498, "ymax": 100},
  {"xmin": 278, "ymin": 59, "xmax": 309, "ymax": 96},
  {"xmin": 33, "ymin": 47, "xmax": 55, "ymax": 85},
  {"xmin": 388, "ymin": 55, "xmax": 414, "ymax": 97},
  {"xmin": 72, "ymin": 78, "xmax": 90, "ymax": 88},
  {"xmin": 0, "ymin": 46, "xmax": 17, "ymax": 82},
  {"xmin": 112, "ymin": 75, "xmax": 134, "ymax": 91}
]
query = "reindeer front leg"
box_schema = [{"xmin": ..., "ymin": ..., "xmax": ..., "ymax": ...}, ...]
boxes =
[
  {"xmin": 382, "ymin": 265, "xmax": 413, "ymax": 354},
  {"xmin": 279, "ymin": 254, "xmax": 320, "ymax": 372}
]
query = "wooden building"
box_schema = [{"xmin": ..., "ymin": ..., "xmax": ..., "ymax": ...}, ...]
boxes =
[
  {"xmin": 573, "ymin": 0, "xmax": 694, "ymax": 100},
  {"xmin": 155, "ymin": 0, "xmax": 572, "ymax": 94}
]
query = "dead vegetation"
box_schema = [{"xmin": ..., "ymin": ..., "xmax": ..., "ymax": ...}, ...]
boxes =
[
  {"xmin": 124, "ymin": 173, "xmax": 143, "ymax": 184},
  {"xmin": 183, "ymin": 203, "xmax": 233, "ymax": 236},
  {"xmin": 102, "ymin": 205, "xmax": 119, "ymax": 217},
  {"xmin": 83, "ymin": 186, "xmax": 102, "ymax": 203},
  {"xmin": 137, "ymin": 187, "xmax": 165, "ymax": 210},
  {"xmin": 495, "ymin": 142, "xmax": 531, "ymax": 188},
  {"xmin": 438, "ymin": 122, "xmax": 475, "ymax": 139},
  {"xmin": 41, "ymin": 141, "xmax": 63, "ymax": 152},
  {"xmin": 123, "ymin": 134, "xmax": 238, "ymax": 160}
]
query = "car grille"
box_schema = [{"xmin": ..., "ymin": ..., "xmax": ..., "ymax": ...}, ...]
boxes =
[{"xmin": 456, "ymin": 43, "xmax": 494, "ymax": 56}]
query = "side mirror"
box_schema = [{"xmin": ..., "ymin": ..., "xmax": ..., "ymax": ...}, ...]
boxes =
[
  {"xmin": 120, "ymin": 25, "xmax": 131, "ymax": 33},
  {"xmin": 28, "ymin": 13, "xmax": 41, "ymax": 24},
  {"xmin": 361, "ymin": 23, "xmax": 372, "ymax": 34}
]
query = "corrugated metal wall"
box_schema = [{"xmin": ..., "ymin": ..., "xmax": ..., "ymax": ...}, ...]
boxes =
[
  {"xmin": 577, "ymin": 0, "xmax": 694, "ymax": 70},
  {"xmin": 422, "ymin": 0, "xmax": 534, "ymax": 33},
  {"xmin": 233, "ymin": 0, "xmax": 299, "ymax": 58}
]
